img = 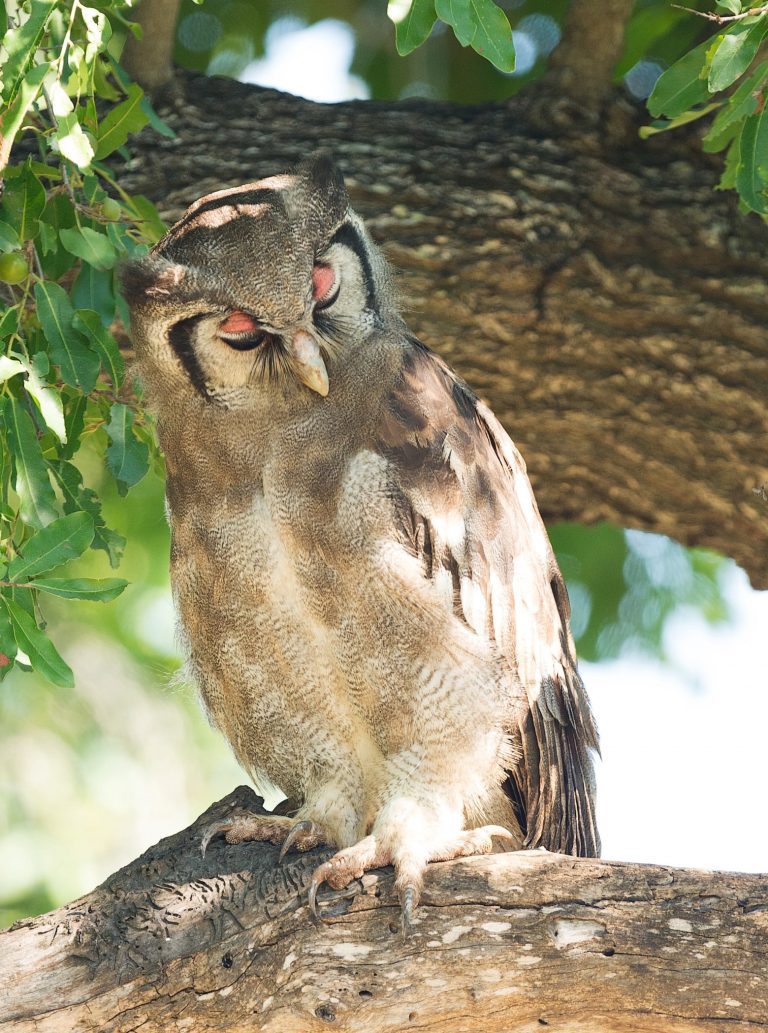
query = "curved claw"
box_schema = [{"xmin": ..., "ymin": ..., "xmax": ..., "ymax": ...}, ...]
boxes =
[
  {"xmin": 401, "ymin": 885, "xmax": 417, "ymax": 939},
  {"xmin": 279, "ymin": 819, "xmax": 322, "ymax": 863},
  {"xmin": 308, "ymin": 863, "xmax": 333, "ymax": 925},
  {"xmin": 200, "ymin": 819, "xmax": 233, "ymax": 858}
]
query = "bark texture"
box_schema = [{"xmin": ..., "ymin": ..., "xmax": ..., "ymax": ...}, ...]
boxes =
[
  {"xmin": 1, "ymin": 788, "xmax": 766, "ymax": 1032},
  {"xmin": 118, "ymin": 72, "xmax": 768, "ymax": 587}
]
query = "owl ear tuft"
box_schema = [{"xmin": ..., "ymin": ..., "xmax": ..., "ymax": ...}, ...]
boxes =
[
  {"xmin": 120, "ymin": 256, "xmax": 189, "ymax": 307},
  {"xmin": 297, "ymin": 151, "xmax": 348, "ymax": 216}
]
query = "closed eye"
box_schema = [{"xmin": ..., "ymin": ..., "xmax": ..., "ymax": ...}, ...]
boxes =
[{"xmin": 221, "ymin": 330, "xmax": 273, "ymax": 351}]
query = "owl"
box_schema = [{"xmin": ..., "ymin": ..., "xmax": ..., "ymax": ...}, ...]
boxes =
[{"xmin": 122, "ymin": 154, "xmax": 599, "ymax": 930}]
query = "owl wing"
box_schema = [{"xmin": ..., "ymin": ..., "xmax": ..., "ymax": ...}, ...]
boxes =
[{"xmin": 376, "ymin": 337, "xmax": 600, "ymax": 857}]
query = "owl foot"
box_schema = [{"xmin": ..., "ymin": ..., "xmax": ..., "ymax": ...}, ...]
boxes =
[
  {"xmin": 308, "ymin": 824, "xmax": 515, "ymax": 934},
  {"xmin": 200, "ymin": 807, "xmax": 332, "ymax": 859},
  {"xmin": 278, "ymin": 819, "xmax": 329, "ymax": 861}
]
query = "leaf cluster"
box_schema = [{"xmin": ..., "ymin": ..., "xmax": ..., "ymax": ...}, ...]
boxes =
[
  {"xmin": 0, "ymin": 0, "xmax": 167, "ymax": 685},
  {"xmin": 386, "ymin": 0, "xmax": 515, "ymax": 73},
  {"xmin": 645, "ymin": 2, "xmax": 768, "ymax": 214}
]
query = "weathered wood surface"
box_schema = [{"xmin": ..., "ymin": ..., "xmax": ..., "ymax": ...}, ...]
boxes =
[
  {"xmin": 1, "ymin": 787, "xmax": 766, "ymax": 1032},
  {"xmin": 118, "ymin": 72, "xmax": 768, "ymax": 587}
]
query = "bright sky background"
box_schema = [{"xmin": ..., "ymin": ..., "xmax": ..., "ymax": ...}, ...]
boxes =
[{"xmin": 240, "ymin": 19, "xmax": 768, "ymax": 876}]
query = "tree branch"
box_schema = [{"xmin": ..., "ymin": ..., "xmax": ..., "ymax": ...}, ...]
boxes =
[
  {"xmin": 119, "ymin": 74, "xmax": 768, "ymax": 587},
  {"xmin": 121, "ymin": 0, "xmax": 181, "ymax": 92},
  {"xmin": 1, "ymin": 787, "xmax": 766, "ymax": 1031},
  {"xmin": 545, "ymin": 0, "xmax": 636, "ymax": 108}
]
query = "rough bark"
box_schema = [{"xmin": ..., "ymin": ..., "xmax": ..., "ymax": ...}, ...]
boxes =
[
  {"xmin": 121, "ymin": 0, "xmax": 181, "ymax": 92},
  {"xmin": 1, "ymin": 787, "xmax": 766, "ymax": 1032},
  {"xmin": 117, "ymin": 72, "xmax": 768, "ymax": 587},
  {"xmin": 546, "ymin": 0, "xmax": 636, "ymax": 106}
]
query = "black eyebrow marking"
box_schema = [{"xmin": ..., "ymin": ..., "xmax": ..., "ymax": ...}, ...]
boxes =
[
  {"xmin": 168, "ymin": 315, "xmax": 211, "ymax": 401},
  {"xmin": 167, "ymin": 188, "xmax": 280, "ymax": 243},
  {"xmin": 328, "ymin": 221, "xmax": 377, "ymax": 311}
]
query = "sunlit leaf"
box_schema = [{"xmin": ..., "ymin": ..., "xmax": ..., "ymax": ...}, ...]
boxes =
[
  {"xmin": 0, "ymin": 396, "xmax": 58, "ymax": 529},
  {"xmin": 388, "ymin": 0, "xmax": 437, "ymax": 56},
  {"xmin": 22, "ymin": 360, "xmax": 67, "ymax": 443},
  {"xmin": 0, "ymin": 63, "xmax": 51, "ymax": 169},
  {"xmin": 1, "ymin": 0, "xmax": 56, "ymax": 104},
  {"xmin": 30, "ymin": 577, "xmax": 127, "ymax": 601},
  {"xmin": 8, "ymin": 512, "xmax": 95, "ymax": 580},
  {"xmin": 0, "ymin": 356, "xmax": 26, "ymax": 383},
  {"xmin": 4, "ymin": 598, "xmax": 74, "ymax": 688},
  {"xmin": 55, "ymin": 112, "xmax": 95, "ymax": 170},
  {"xmin": 106, "ymin": 403, "xmax": 149, "ymax": 494},
  {"xmin": 703, "ymin": 60, "xmax": 768, "ymax": 152},
  {"xmin": 94, "ymin": 83, "xmax": 149, "ymax": 159},
  {"xmin": 708, "ymin": 17, "xmax": 768, "ymax": 93},
  {"xmin": 639, "ymin": 103, "xmax": 720, "ymax": 139}
]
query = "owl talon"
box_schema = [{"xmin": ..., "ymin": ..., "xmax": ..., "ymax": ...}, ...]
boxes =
[
  {"xmin": 400, "ymin": 885, "xmax": 417, "ymax": 938},
  {"xmin": 200, "ymin": 819, "xmax": 233, "ymax": 858},
  {"xmin": 279, "ymin": 819, "xmax": 328, "ymax": 862}
]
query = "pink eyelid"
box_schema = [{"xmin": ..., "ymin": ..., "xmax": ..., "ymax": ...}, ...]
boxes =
[{"xmin": 312, "ymin": 263, "xmax": 336, "ymax": 301}]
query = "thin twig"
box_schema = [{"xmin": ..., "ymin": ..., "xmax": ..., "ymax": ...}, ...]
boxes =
[{"xmin": 672, "ymin": 3, "xmax": 768, "ymax": 25}]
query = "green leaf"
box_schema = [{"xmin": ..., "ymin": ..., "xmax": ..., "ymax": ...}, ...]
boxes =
[
  {"xmin": 8, "ymin": 512, "xmax": 95, "ymax": 580},
  {"xmin": 73, "ymin": 309, "xmax": 124, "ymax": 386},
  {"xmin": 0, "ymin": 62, "xmax": 51, "ymax": 164},
  {"xmin": 22, "ymin": 359, "xmax": 66, "ymax": 443},
  {"xmin": 718, "ymin": 133, "xmax": 742, "ymax": 190},
  {"xmin": 0, "ymin": 221, "xmax": 20, "ymax": 252},
  {"xmin": 1, "ymin": 395, "xmax": 58, "ymax": 528},
  {"xmin": 94, "ymin": 83, "xmax": 149, "ymax": 159},
  {"xmin": 1, "ymin": 0, "xmax": 56, "ymax": 104},
  {"xmin": 436, "ymin": 0, "xmax": 474, "ymax": 46},
  {"xmin": 106, "ymin": 403, "xmax": 149, "ymax": 494},
  {"xmin": 647, "ymin": 39, "xmax": 712, "ymax": 118},
  {"xmin": 0, "ymin": 356, "xmax": 26, "ymax": 383},
  {"xmin": 388, "ymin": 0, "xmax": 437, "ymax": 56},
  {"xmin": 717, "ymin": 0, "xmax": 742, "ymax": 12},
  {"xmin": 5, "ymin": 597, "xmax": 74, "ymax": 687},
  {"xmin": 708, "ymin": 17, "xmax": 768, "ymax": 93},
  {"xmin": 0, "ymin": 596, "xmax": 18, "ymax": 668},
  {"xmin": 59, "ymin": 225, "xmax": 117, "ymax": 269},
  {"xmin": 125, "ymin": 194, "xmax": 166, "ymax": 244},
  {"xmin": 736, "ymin": 106, "xmax": 768, "ymax": 211},
  {"xmin": 34, "ymin": 281, "xmax": 100, "ymax": 391},
  {"xmin": 467, "ymin": 0, "xmax": 515, "ymax": 73},
  {"xmin": 55, "ymin": 111, "xmax": 95, "ymax": 169},
  {"xmin": 0, "ymin": 306, "xmax": 19, "ymax": 339},
  {"xmin": 72, "ymin": 263, "xmax": 116, "ymax": 324},
  {"xmin": 140, "ymin": 95, "xmax": 176, "ymax": 139},
  {"xmin": 639, "ymin": 102, "xmax": 720, "ymax": 139},
  {"xmin": 703, "ymin": 59, "xmax": 768, "ymax": 152},
  {"xmin": 29, "ymin": 577, "xmax": 127, "ymax": 601},
  {"xmin": 0, "ymin": 164, "xmax": 46, "ymax": 241},
  {"xmin": 52, "ymin": 461, "xmax": 125, "ymax": 567}
]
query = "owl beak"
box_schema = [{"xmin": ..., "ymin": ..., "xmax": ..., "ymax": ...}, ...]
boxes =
[{"xmin": 287, "ymin": 330, "xmax": 329, "ymax": 397}]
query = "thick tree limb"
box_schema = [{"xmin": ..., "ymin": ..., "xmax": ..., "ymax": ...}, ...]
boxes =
[
  {"xmin": 545, "ymin": 0, "xmax": 636, "ymax": 107},
  {"xmin": 122, "ymin": 0, "xmax": 181, "ymax": 92},
  {"xmin": 1, "ymin": 787, "xmax": 766, "ymax": 1031},
  {"xmin": 118, "ymin": 74, "xmax": 768, "ymax": 586}
]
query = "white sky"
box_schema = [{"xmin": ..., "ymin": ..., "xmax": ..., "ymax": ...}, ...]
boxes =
[{"xmin": 238, "ymin": 19, "xmax": 768, "ymax": 875}]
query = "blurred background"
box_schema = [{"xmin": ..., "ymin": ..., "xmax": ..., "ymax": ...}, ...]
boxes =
[{"xmin": 2, "ymin": 0, "xmax": 766, "ymax": 928}]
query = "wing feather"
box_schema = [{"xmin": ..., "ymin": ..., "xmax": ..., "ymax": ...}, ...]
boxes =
[{"xmin": 377, "ymin": 337, "xmax": 600, "ymax": 857}]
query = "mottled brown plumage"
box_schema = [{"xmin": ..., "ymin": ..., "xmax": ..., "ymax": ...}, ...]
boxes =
[{"xmin": 123, "ymin": 154, "xmax": 599, "ymax": 928}]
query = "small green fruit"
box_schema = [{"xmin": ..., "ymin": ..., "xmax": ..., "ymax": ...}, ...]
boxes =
[
  {"xmin": 101, "ymin": 198, "xmax": 121, "ymax": 221},
  {"xmin": 0, "ymin": 252, "xmax": 29, "ymax": 284}
]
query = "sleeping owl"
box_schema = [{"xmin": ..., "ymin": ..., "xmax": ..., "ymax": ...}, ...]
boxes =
[{"xmin": 122, "ymin": 154, "xmax": 599, "ymax": 930}]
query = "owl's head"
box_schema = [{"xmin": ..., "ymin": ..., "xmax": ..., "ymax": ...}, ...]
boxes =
[{"xmin": 122, "ymin": 154, "xmax": 393, "ymax": 406}]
